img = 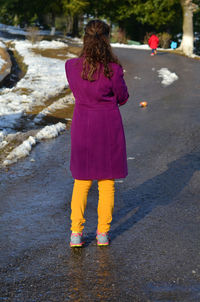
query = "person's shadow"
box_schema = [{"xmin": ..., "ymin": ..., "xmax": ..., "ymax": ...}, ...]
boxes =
[{"xmin": 110, "ymin": 151, "xmax": 200, "ymax": 241}]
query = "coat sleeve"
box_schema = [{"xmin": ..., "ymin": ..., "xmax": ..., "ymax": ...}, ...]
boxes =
[{"xmin": 112, "ymin": 65, "xmax": 129, "ymax": 106}]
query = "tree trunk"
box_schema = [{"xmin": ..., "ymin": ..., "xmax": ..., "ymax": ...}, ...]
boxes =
[
  {"xmin": 179, "ymin": 0, "xmax": 194, "ymax": 56},
  {"xmin": 72, "ymin": 15, "xmax": 79, "ymax": 37},
  {"xmin": 117, "ymin": 21, "xmax": 127, "ymax": 44},
  {"xmin": 13, "ymin": 15, "xmax": 19, "ymax": 26},
  {"xmin": 50, "ymin": 13, "xmax": 56, "ymax": 36},
  {"xmin": 65, "ymin": 16, "xmax": 73, "ymax": 36}
]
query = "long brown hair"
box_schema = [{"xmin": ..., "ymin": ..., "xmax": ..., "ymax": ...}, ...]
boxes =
[{"xmin": 80, "ymin": 20, "xmax": 120, "ymax": 81}]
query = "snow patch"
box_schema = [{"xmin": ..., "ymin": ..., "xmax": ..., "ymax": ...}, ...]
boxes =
[
  {"xmin": 0, "ymin": 23, "xmax": 27, "ymax": 36},
  {"xmin": 0, "ymin": 57, "xmax": 6, "ymax": 69},
  {"xmin": 134, "ymin": 76, "xmax": 141, "ymax": 80},
  {"xmin": 3, "ymin": 122, "xmax": 66, "ymax": 165},
  {"xmin": 111, "ymin": 43, "xmax": 150, "ymax": 50},
  {"xmin": 0, "ymin": 131, "xmax": 5, "ymax": 141},
  {"xmin": 34, "ymin": 40, "xmax": 68, "ymax": 49},
  {"xmin": 3, "ymin": 136, "xmax": 36, "ymax": 165},
  {"xmin": 157, "ymin": 68, "xmax": 178, "ymax": 86},
  {"xmin": 0, "ymin": 130, "xmax": 8, "ymax": 149},
  {"xmin": 0, "ymin": 140, "xmax": 8, "ymax": 149},
  {"xmin": 35, "ymin": 122, "xmax": 66, "ymax": 140},
  {"xmin": 69, "ymin": 37, "xmax": 82, "ymax": 43},
  {"xmin": 0, "ymin": 41, "xmax": 7, "ymax": 69},
  {"xmin": 0, "ymin": 41, "xmax": 6, "ymax": 48},
  {"xmin": 0, "ymin": 39, "xmax": 68, "ymax": 131}
]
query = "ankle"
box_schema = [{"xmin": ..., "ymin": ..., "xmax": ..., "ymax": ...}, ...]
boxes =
[
  {"xmin": 97, "ymin": 230, "xmax": 109, "ymax": 234},
  {"xmin": 71, "ymin": 231, "xmax": 82, "ymax": 235}
]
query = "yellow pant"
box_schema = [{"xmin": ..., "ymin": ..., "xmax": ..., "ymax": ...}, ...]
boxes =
[{"xmin": 70, "ymin": 179, "xmax": 115, "ymax": 233}]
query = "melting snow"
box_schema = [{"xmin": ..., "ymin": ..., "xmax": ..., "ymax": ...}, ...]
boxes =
[
  {"xmin": 35, "ymin": 122, "xmax": 66, "ymax": 140},
  {"xmin": 0, "ymin": 57, "xmax": 5, "ymax": 69},
  {"xmin": 0, "ymin": 23, "xmax": 27, "ymax": 36},
  {"xmin": 0, "ymin": 37, "xmax": 73, "ymax": 165},
  {"xmin": 3, "ymin": 136, "xmax": 36, "ymax": 165},
  {"xmin": 0, "ymin": 130, "xmax": 8, "ymax": 149},
  {"xmin": 157, "ymin": 68, "xmax": 178, "ymax": 86},
  {"xmin": 0, "ymin": 41, "xmax": 6, "ymax": 48},
  {"xmin": 3, "ymin": 122, "xmax": 66, "ymax": 165},
  {"xmin": 0, "ymin": 40, "xmax": 6, "ymax": 69},
  {"xmin": 34, "ymin": 40, "xmax": 68, "ymax": 49},
  {"xmin": 111, "ymin": 43, "xmax": 150, "ymax": 50},
  {"xmin": 0, "ymin": 39, "xmax": 68, "ymax": 131}
]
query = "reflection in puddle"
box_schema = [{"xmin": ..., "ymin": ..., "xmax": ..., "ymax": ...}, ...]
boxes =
[{"xmin": 67, "ymin": 247, "xmax": 119, "ymax": 300}]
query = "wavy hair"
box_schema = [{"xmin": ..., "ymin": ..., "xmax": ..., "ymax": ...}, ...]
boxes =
[{"xmin": 80, "ymin": 20, "xmax": 120, "ymax": 81}]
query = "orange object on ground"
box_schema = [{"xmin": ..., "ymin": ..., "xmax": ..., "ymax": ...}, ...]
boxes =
[{"xmin": 140, "ymin": 102, "xmax": 148, "ymax": 107}]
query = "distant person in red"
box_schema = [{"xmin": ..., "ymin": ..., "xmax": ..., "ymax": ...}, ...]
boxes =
[{"xmin": 148, "ymin": 32, "xmax": 159, "ymax": 56}]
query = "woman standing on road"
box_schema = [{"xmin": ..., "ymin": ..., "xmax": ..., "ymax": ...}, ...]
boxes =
[{"xmin": 65, "ymin": 19, "xmax": 129, "ymax": 247}]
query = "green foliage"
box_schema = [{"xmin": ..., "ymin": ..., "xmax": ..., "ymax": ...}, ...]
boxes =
[
  {"xmin": 62, "ymin": 0, "xmax": 90, "ymax": 16},
  {"xmin": 0, "ymin": 0, "xmax": 62, "ymax": 26},
  {"xmin": 130, "ymin": 0, "xmax": 181, "ymax": 29},
  {"xmin": 0, "ymin": 0, "xmax": 186, "ymax": 42}
]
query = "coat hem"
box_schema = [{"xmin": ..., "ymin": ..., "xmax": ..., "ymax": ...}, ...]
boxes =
[{"xmin": 71, "ymin": 172, "xmax": 128, "ymax": 180}]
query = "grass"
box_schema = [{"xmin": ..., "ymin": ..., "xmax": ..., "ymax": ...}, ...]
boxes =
[
  {"xmin": 31, "ymin": 45, "xmax": 81, "ymax": 60},
  {"xmin": 26, "ymin": 87, "xmax": 72, "ymax": 116},
  {"xmin": 67, "ymin": 46, "xmax": 82, "ymax": 56},
  {"xmin": 40, "ymin": 104, "xmax": 74, "ymax": 130},
  {"xmin": 13, "ymin": 87, "xmax": 33, "ymax": 95}
]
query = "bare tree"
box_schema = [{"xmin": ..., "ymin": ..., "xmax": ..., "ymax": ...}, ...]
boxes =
[{"xmin": 179, "ymin": 0, "xmax": 199, "ymax": 56}]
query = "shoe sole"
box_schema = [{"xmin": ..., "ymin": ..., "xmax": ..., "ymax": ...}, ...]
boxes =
[
  {"xmin": 96, "ymin": 239, "xmax": 109, "ymax": 246},
  {"xmin": 70, "ymin": 242, "xmax": 84, "ymax": 247},
  {"xmin": 97, "ymin": 242, "xmax": 109, "ymax": 246}
]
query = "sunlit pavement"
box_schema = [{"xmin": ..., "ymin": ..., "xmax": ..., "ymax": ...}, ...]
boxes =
[{"xmin": 1, "ymin": 48, "xmax": 200, "ymax": 301}]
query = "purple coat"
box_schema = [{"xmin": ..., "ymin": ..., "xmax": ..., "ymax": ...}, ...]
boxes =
[{"xmin": 65, "ymin": 57, "xmax": 129, "ymax": 180}]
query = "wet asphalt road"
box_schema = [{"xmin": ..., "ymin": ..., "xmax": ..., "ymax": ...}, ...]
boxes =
[{"xmin": 1, "ymin": 49, "xmax": 200, "ymax": 301}]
